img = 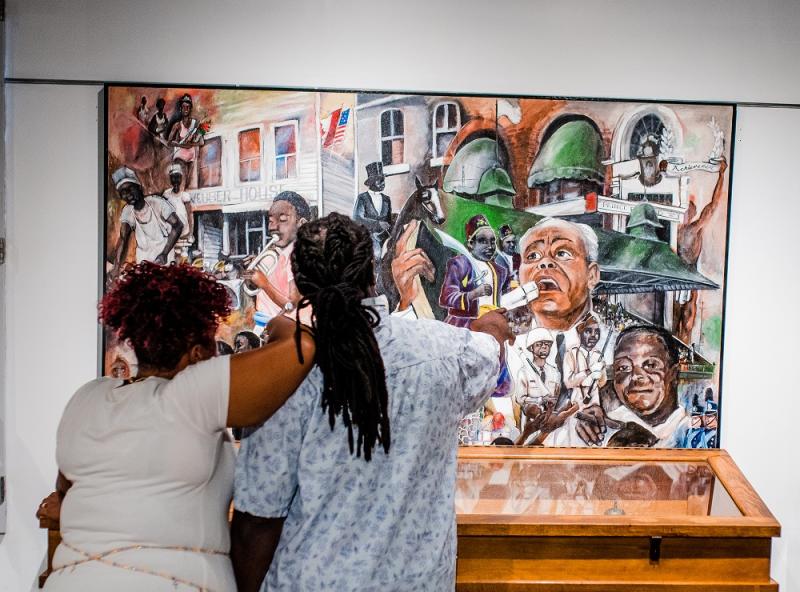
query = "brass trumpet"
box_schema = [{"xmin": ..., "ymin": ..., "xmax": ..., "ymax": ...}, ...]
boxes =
[{"xmin": 242, "ymin": 234, "xmax": 280, "ymax": 297}]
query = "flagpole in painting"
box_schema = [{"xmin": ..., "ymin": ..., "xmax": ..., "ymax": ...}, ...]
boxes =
[
  {"xmin": 315, "ymin": 92, "xmax": 324, "ymax": 216},
  {"xmin": 353, "ymin": 100, "xmax": 359, "ymax": 213}
]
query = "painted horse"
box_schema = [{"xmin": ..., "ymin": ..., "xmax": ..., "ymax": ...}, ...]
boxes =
[{"xmin": 377, "ymin": 177, "xmax": 448, "ymax": 316}]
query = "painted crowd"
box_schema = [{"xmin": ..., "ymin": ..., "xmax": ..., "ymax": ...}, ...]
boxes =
[{"xmin": 105, "ymin": 86, "xmax": 733, "ymax": 450}]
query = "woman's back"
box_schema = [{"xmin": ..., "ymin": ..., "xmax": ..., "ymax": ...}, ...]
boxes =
[{"xmin": 46, "ymin": 355, "xmax": 236, "ymax": 591}]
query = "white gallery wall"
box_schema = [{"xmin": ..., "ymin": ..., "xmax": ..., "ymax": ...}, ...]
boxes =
[{"xmin": 2, "ymin": 1, "xmax": 799, "ymax": 590}]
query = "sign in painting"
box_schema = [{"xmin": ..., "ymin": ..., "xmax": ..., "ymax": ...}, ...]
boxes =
[{"xmin": 104, "ymin": 85, "xmax": 734, "ymax": 449}]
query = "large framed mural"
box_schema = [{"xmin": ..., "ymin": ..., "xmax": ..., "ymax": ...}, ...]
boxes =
[{"xmin": 103, "ymin": 84, "xmax": 734, "ymax": 449}]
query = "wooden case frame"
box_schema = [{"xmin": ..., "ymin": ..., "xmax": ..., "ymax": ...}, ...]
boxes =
[{"xmin": 456, "ymin": 447, "xmax": 780, "ymax": 591}]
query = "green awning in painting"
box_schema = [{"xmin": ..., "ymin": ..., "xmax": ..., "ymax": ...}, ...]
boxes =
[
  {"xmin": 477, "ymin": 166, "xmax": 515, "ymax": 197},
  {"xmin": 596, "ymin": 232, "xmax": 719, "ymax": 295},
  {"xmin": 528, "ymin": 120, "xmax": 605, "ymax": 187},
  {"xmin": 626, "ymin": 202, "xmax": 663, "ymax": 241},
  {"xmin": 436, "ymin": 192, "xmax": 718, "ymax": 295},
  {"xmin": 443, "ymin": 138, "xmax": 515, "ymax": 197}
]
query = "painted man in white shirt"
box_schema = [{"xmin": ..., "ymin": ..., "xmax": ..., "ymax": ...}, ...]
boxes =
[
  {"xmin": 162, "ymin": 163, "xmax": 194, "ymax": 259},
  {"xmin": 564, "ymin": 313, "xmax": 607, "ymax": 409},
  {"xmin": 110, "ymin": 166, "xmax": 183, "ymax": 280},
  {"xmin": 511, "ymin": 326, "xmax": 562, "ymax": 444}
]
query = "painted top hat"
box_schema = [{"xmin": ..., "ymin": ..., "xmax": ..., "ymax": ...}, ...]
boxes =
[
  {"xmin": 364, "ymin": 162, "xmax": 385, "ymax": 186},
  {"xmin": 465, "ymin": 214, "xmax": 493, "ymax": 242},
  {"xmin": 499, "ymin": 224, "xmax": 515, "ymax": 239}
]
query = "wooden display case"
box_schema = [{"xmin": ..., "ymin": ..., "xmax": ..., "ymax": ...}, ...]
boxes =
[{"xmin": 455, "ymin": 447, "xmax": 780, "ymax": 591}]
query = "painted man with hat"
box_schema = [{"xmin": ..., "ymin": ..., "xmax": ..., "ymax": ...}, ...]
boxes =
[
  {"xmin": 162, "ymin": 162, "xmax": 194, "ymax": 260},
  {"xmin": 353, "ymin": 161, "xmax": 393, "ymax": 259},
  {"xmin": 438, "ymin": 214, "xmax": 510, "ymax": 328},
  {"xmin": 564, "ymin": 313, "xmax": 607, "ymax": 409},
  {"xmin": 511, "ymin": 326, "xmax": 562, "ymax": 443},
  {"xmin": 495, "ymin": 223, "xmax": 521, "ymax": 284},
  {"xmin": 110, "ymin": 166, "xmax": 183, "ymax": 279}
]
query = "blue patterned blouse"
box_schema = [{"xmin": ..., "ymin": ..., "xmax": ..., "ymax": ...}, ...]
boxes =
[{"xmin": 235, "ymin": 300, "xmax": 500, "ymax": 591}]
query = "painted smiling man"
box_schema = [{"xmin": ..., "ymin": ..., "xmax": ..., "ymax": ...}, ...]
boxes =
[
  {"xmin": 506, "ymin": 217, "xmax": 604, "ymax": 446},
  {"xmin": 603, "ymin": 325, "xmax": 689, "ymax": 448}
]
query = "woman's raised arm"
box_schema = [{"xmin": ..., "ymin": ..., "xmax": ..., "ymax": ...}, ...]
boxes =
[{"xmin": 227, "ymin": 316, "xmax": 315, "ymax": 428}]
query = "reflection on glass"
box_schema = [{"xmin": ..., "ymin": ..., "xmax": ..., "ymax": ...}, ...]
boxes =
[{"xmin": 455, "ymin": 460, "xmax": 741, "ymax": 518}]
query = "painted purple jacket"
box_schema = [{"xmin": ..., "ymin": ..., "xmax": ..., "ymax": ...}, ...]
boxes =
[{"xmin": 438, "ymin": 254, "xmax": 510, "ymax": 328}]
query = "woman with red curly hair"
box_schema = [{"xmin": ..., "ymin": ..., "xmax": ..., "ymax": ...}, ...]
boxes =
[{"xmin": 39, "ymin": 261, "xmax": 314, "ymax": 592}]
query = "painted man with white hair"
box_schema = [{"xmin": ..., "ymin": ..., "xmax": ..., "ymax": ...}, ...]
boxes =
[
  {"xmin": 506, "ymin": 216, "xmax": 607, "ymax": 446},
  {"xmin": 519, "ymin": 217, "xmax": 600, "ymax": 330}
]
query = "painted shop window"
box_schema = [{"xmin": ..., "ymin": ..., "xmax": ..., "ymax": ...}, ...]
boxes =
[
  {"xmin": 229, "ymin": 211, "xmax": 268, "ymax": 256},
  {"xmin": 380, "ymin": 109, "xmax": 404, "ymax": 166},
  {"xmin": 238, "ymin": 128, "xmax": 262, "ymax": 183},
  {"xmin": 198, "ymin": 136, "xmax": 222, "ymax": 188},
  {"xmin": 433, "ymin": 102, "xmax": 460, "ymax": 159},
  {"xmin": 274, "ymin": 122, "xmax": 298, "ymax": 181},
  {"xmin": 628, "ymin": 113, "xmax": 665, "ymax": 160},
  {"xmin": 542, "ymin": 179, "xmax": 591, "ymax": 202}
]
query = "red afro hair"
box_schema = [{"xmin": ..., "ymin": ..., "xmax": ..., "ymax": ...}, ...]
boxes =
[{"xmin": 100, "ymin": 262, "xmax": 231, "ymax": 370}]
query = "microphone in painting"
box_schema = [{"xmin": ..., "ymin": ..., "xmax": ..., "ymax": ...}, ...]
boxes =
[
  {"xmin": 242, "ymin": 233, "xmax": 280, "ymax": 297},
  {"xmin": 499, "ymin": 280, "xmax": 539, "ymax": 311}
]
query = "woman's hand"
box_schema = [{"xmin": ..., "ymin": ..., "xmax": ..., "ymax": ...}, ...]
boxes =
[{"xmin": 36, "ymin": 491, "xmax": 61, "ymax": 524}]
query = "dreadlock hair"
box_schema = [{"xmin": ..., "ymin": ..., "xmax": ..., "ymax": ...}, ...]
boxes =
[
  {"xmin": 291, "ymin": 212, "xmax": 390, "ymax": 461},
  {"xmin": 100, "ymin": 261, "xmax": 231, "ymax": 370}
]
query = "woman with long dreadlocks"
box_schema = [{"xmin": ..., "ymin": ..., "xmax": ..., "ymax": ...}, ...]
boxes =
[{"xmin": 232, "ymin": 213, "xmax": 512, "ymax": 591}]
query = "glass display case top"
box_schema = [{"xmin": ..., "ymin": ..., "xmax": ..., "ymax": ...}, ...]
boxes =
[{"xmin": 455, "ymin": 458, "xmax": 741, "ymax": 518}]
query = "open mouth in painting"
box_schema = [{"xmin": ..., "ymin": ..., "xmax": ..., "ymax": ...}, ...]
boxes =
[{"xmin": 536, "ymin": 277, "xmax": 561, "ymax": 292}]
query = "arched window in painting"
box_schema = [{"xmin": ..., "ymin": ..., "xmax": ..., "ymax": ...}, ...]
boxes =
[{"xmin": 628, "ymin": 113, "xmax": 666, "ymax": 160}]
